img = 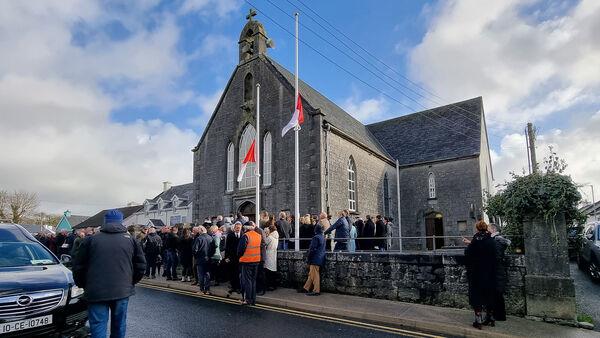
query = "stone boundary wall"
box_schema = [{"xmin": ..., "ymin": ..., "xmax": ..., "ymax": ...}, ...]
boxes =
[{"xmin": 277, "ymin": 251, "xmax": 527, "ymax": 316}]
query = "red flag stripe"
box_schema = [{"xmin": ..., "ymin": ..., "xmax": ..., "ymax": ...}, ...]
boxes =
[{"xmin": 242, "ymin": 140, "xmax": 256, "ymax": 164}]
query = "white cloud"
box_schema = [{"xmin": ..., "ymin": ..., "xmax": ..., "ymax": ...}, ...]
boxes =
[
  {"xmin": 179, "ymin": 0, "xmax": 241, "ymax": 18},
  {"xmin": 409, "ymin": 0, "xmax": 600, "ymax": 129},
  {"xmin": 188, "ymin": 89, "xmax": 223, "ymax": 127},
  {"xmin": 342, "ymin": 93, "xmax": 389, "ymax": 124},
  {"xmin": 491, "ymin": 114, "xmax": 600, "ymax": 202},
  {"xmin": 0, "ymin": 1, "xmax": 212, "ymax": 215}
]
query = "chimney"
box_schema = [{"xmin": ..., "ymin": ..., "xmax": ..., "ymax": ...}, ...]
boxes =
[{"xmin": 162, "ymin": 181, "xmax": 172, "ymax": 192}]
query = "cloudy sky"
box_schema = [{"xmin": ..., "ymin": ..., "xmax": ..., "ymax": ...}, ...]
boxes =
[{"xmin": 0, "ymin": 0, "xmax": 599, "ymax": 215}]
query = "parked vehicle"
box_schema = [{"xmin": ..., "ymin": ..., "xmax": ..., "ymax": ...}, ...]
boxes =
[
  {"xmin": 567, "ymin": 225, "xmax": 584, "ymax": 261},
  {"xmin": 578, "ymin": 222, "xmax": 600, "ymax": 283},
  {"xmin": 0, "ymin": 223, "xmax": 88, "ymax": 337}
]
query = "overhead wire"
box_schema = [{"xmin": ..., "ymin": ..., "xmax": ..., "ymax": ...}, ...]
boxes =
[
  {"xmin": 265, "ymin": 0, "xmax": 483, "ymax": 135},
  {"xmin": 243, "ymin": 0, "xmax": 482, "ymax": 143},
  {"xmin": 294, "ymin": 0, "xmax": 495, "ymax": 128}
]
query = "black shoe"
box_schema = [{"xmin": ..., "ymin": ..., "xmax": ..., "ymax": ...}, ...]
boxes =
[
  {"xmin": 306, "ymin": 292, "xmax": 320, "ymax": 296},
  {"xmin": 472, "ymin": 321, "xmax": 482, "ymax": 329},
  {"xmin": 483, "ymin": 315, "xmax": 495, "ymax": 327},
  {"xmin": 297, "ymin": 288, "xmax": 308, "ymax": 293},
  {"xmin": 166, "ymin": 277, "xmax": 172, "ymax": 281}
]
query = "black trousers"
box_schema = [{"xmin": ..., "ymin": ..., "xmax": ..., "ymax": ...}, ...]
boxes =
[
  {"xmin": 240, "ymin": 263, "xmax": 259, "ymax": 305},
  {"xmin": 229, "ymin": 261, "xmax": 240, "ymax": 291},
  {"xmin": 256, "ymin": 263, "xmax": 266, "ymax": 293},
  {"xmin": 145, "ymin": 254, "xmax": 157, "ymax": 277},
  {"xmin": 265, "ymin": 269, "xmax": 278, "ymax": 290},
  {"xmin": 494, "ymin": 291, "xmax": 506, "ymax": 321}
]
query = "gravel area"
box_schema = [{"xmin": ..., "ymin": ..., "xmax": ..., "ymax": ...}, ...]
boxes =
[{"xmin": 571, "ymin": 262, "xmax": 600, "ymax": 331}]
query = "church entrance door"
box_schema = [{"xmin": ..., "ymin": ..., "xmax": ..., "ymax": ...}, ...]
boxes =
[
  {"xmin": 425, "ymin": 213, "xmax": 444, "ymax": 250},
  {"xmin": 238, "ymin": 201, "xmax": 256, "ymax": 222}
]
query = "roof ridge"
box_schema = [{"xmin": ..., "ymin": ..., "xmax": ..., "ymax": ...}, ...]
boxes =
[
  {"xmin": 367, "ymin": 97, "xmax": 483, "ymax": 127},
  {"xmin": 264, "ymin": 56, "xmax": 393, "ymax": 159}
]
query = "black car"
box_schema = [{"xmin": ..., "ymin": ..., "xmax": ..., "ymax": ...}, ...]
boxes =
[
  {"xmin": 578, "ymin": 222, "xmax": 600, "ymax": 283},
  {"xmin": 0, "ymin": 223, "xmax": 88, "ymax": 337}
]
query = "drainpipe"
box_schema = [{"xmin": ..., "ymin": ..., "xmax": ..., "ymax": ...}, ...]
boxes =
[{"xmin": 325, "ymin": 123, "xmax": 331, "ymax": 215}]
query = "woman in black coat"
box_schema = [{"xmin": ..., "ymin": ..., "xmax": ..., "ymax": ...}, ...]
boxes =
[{"xmin": 464, "ymin": 220, "xmax": 497, "ymax": 329}]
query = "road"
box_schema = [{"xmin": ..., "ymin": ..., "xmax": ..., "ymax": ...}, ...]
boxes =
[
  {"xmin": 571, "ymin": 262, "xmax": 600, "ymax": 331},
  {"xmin": 125, "ymin": 286, "xmax": 444, "ymax": 338}
]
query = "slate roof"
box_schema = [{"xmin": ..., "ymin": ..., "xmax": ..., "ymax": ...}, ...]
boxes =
[
  {"xmin": 148, "ymin": 219, "xmax": 165, "ymax": 228},
  {"xmin": 149, "ymin": 183, "xmax": 194, "ymax": 202},
  {"xmin": 367, "ymin": 97, "xmax": 484, "ymax": 166},
  {"xmin": 74, "ymin": 205, "xmax": 143, "ymax": 229},
  {"xmin": 265, "ymin": 57, "xmax": 392, "ymax": 160},
  {"xmin": 581, "ymin": 201, "xmax": 600, "ymax": 216},
  {"xmin": 67, "ymin": 215, "xmax": 89, "ymax": 228},
  {"xmin": 20, "ymin": 224, "xmax": 54, "ymax": 235}
]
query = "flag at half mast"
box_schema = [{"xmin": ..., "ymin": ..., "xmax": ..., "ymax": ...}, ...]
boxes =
[
  {"xmin": 237, "ymin": 140, "xmax": 256, "ymax": 182},
  {"xmin": 281, "ymin": 93, "xmax": 304, "ymax": 137}
]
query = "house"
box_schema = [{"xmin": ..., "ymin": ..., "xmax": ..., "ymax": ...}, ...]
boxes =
[
  {"xmin": 55, "ymin": 211, "xmax": 89, "ymax": 232},
  {"xmin": 124, "ymin": 182, "xmax": 194, "ymax": 227},
  {"xmin": 75, "ymin": 205, "xmax": 142, "ymax": 229}
]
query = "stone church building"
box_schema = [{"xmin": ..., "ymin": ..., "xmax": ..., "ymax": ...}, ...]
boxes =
[{"xmin": 192, "ymin": 15, "xmax": 493, "ymax": 249}]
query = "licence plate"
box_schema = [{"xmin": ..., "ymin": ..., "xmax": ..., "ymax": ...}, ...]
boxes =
[{"xmin": 1, "ymin": 315, "xmax": 52, "ymax": 334}]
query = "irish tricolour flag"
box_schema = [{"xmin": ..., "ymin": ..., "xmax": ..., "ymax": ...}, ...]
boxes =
[
  {"xmin": 237, "ymin": 140, "xmax": 256, "ymax": 182},
  {"xmin": 281, "ymin": 93, "xmax": 304, "ymax": 137}
]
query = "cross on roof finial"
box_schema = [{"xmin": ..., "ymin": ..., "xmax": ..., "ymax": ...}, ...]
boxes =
[{"xmin": 246, "ymin": 8, "xmax": 257, "ymax": 21}]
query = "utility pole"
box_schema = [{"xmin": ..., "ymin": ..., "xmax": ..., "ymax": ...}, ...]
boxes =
[
  {"xmin": 525, "ymin": 127, "xmax": 531, "ymax": 174},
  {"xmin": 527, "ymin": 122, "xmax": 538, "ymax": 173}
]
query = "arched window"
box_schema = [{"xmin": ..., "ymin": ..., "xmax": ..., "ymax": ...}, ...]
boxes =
[
  {"xmin": 348, "ymin": 157, "xmax": 357, "ymax": 211},
  {"xmin": 244, "ymin": 73, "xmax": 253, "ymax": 103},
  {"xmin": 263, "ymin": 132, "xmax": 272, "ymax": 186},
  {"xmin": 226, "ymin": 142, "xmax": 234, "ymax": 192},
  {"xmin": 428, "ymin": 172, "xmax": 436, "ymax": 199},
  {"xmin": 383, "ymin": 173, "xmax": 390, "ymax": 216},
  {"xmin": 239, "ymin": 125, "xmax": 256, "ymax": 189}
]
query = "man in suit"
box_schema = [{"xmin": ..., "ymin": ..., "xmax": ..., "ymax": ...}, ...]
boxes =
[
  {"xmin": 225, "ymin": 221, "xmax": 243, "ymax": 295},
  {"xmin": 375, "ymin": 215, "xmax": 388, "ymax": 251}
]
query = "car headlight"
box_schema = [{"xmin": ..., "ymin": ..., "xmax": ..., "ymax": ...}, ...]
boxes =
[{"xmin": 70, "ymin": 285, "xmax": 84, "ymax": 298}]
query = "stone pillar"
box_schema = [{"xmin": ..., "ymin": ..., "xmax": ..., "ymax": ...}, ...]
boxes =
[{"xmin": 523, "ymin": 213, "xmax": 576, "ymax": 322}]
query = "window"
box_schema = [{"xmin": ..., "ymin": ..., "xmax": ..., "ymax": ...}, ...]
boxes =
[
  {"xmin": 244, "ymin": 73, "xmax": 253, "ymax": 103},
  {"xmin": 239, "ymin": 125, "xmax": 256, "ymax": 189},
  {"xmin": 226, "ymin": 142, "xmax": 234, "ymax": 192},
  {"xmin": 263, "ymin": 132, "xmax": 272, "ymax": 186},
  {"xmin": 348, "ymin": 157, "xmax": 357, "ymax": 211},
  {"xmin": 383, "ymin": 173, "xmax": 390, "ymax": 216},
  {"xmin": 428, "ymin": 172, "xmax": 436, "ymax": 199}
]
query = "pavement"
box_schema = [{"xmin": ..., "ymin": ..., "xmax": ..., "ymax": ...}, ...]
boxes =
[
  {"xmin": 127, "ymin": 286, "xmax": 425, "ymax": 337},
  {"xmin": 572, "ymin": 262, "xmax": 600, "ymax": 331},
  {"xmin": 139, "ymin": 276, "xmax": 599, "ymax": 338}
]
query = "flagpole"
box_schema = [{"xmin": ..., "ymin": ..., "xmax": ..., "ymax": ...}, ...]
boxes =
[
  {"xmin": 256, "ymin": 83, "xmax": 261, "ymax": 225},
  {"xmin": 294, "ymin": 12, "xmax": 300, "ymax": 252}
]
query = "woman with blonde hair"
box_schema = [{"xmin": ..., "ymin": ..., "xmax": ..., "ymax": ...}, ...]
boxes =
[{"xmin": 464, "ymin": 220, "xmax": 497, "ymax": 329}]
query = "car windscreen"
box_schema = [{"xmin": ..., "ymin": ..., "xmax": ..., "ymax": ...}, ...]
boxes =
[{"xmin": 0, "ymin": 242, "xmax": 58, "ymax": 267}]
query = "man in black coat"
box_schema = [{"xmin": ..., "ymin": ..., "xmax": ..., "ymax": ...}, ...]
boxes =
[
  {"xmin": 354, "ymin": 217, "xmax": 365, "ymax": 250},
  {"xmin": 225, "ymin": 222, "xmax": 243, "ymax": 294},
  {"xmin": 73, "ymin": 210, "xmax": 146, "ymax": 338},
  {"xmin": 375, "ymin": 215, "xmax": 387, "ymax": 251},
  {"xmin": 362, "ymin": 215, "xmax": 376, "ymax": 250},
  {"xmin": 489, "ymin": 223, "xmax": 511, "ymax": 321}
]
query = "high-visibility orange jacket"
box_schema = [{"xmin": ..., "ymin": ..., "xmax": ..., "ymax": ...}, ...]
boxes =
[{"xmin": 239, "ymin": 230, "xmax": 261, "ymax": 263}]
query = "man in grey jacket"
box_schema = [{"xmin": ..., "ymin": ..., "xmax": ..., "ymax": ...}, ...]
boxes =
[{"xmin": 73, "ymin": 209, "xmax": 146, "ymax": 338}]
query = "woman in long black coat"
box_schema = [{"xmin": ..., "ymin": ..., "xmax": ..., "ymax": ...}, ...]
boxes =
[
  {"xmin": 362, "ymin": 216, "xmax": 376, "ymax": 251},
  {"xmin": 464, "ymin": 221, "xmax": 497, "ymax": 329}
]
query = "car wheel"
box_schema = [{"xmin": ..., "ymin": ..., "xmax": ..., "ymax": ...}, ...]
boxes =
[{"xmin": 588, "ymin": 258, "xmax": 600, "ymax": 283}]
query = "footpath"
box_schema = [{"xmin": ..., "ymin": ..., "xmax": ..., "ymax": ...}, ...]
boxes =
[{"xmin": 140, "ymin": 277, "xmax": 598, "ymax": 338}]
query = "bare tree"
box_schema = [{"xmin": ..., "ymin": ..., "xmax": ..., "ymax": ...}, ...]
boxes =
[
  {"xmin": 9, "ymin": 191, "xmax": 39, "ymax": 224},
  {"xmin": 0, "ymin": 190, "xmax": 8, "ymax": 220}
]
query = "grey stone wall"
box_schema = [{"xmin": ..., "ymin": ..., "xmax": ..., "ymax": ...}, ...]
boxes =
[
  {"xmin": 323, "ymin": 130, "xmax": 398, "ymax": 221},
  {"xmin": 193, "ymin": 56, "xmax": 322, "ymax": 221},
  {"xmin": 398, "ymin": 157, "xmax": 484, "ymax": 250},
  {"xmin": 277, "ymin": 251, "xmax": 527, "ymax": 316}
]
